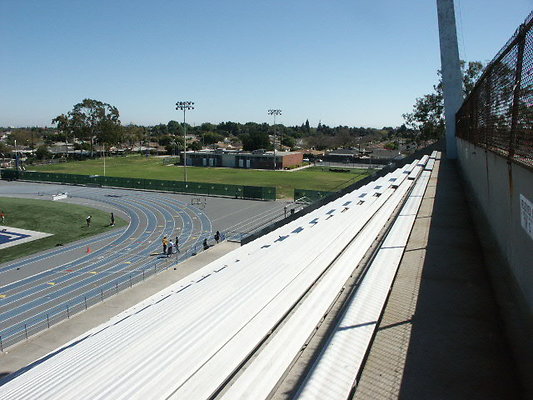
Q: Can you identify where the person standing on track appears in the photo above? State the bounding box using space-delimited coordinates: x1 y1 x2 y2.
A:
214 231 220 244
175 234 180 253
162 236 169 254
167 240 174 257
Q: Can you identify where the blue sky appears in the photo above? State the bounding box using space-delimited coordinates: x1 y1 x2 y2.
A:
1 0 531 128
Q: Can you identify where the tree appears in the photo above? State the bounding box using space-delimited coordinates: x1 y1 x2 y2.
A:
151 124 169 136
203 132 224 146
35 145 52 160
52 99 121 156
167 120 182 135
332 127 355 148
461 61 484 96
7 129 33 147
51 114 72 146
200 122 215 132
216 121 241 137
122 124 145 148
281 135 296 149
305 134 332 151
189 141 202 151
158 135 173 147
304 119 310 134
0 142 11 159
99 119 123 146
241 132 271 151
403 61 485 142
402 92 444 143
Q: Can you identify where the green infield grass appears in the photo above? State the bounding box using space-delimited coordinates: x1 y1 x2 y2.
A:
0 197 127 264
29 155 375 199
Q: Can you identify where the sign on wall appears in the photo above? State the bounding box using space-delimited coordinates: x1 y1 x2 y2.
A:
520 194 533 240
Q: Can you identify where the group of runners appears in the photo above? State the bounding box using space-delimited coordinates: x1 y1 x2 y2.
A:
163 230 221 258
85 212 115 227
162 235 179 257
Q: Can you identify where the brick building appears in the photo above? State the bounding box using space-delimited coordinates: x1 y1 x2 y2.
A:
184 149 303 170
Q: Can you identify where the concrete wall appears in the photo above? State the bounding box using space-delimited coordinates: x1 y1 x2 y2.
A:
457 138 533 308
457 138 532 392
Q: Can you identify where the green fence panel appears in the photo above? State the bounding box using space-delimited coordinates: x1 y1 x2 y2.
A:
261 186 277 201
145 179 167 191
1 169 20 180
242 185 277 200
168 181 185 193
4 169 276 200
189 183 202 195
209 183 229 197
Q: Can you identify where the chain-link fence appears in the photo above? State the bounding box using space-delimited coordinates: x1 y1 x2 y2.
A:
457 12 533 168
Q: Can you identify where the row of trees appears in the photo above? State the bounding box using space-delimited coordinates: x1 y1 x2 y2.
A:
2 60 487 160
44 100 397 154
1 121 392 158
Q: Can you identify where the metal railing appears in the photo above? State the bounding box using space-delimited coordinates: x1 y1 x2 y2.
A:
0 235 225 351
293 189 333 203
456 11 533 168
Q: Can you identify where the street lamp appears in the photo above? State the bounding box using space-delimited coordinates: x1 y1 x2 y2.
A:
268 109 282 170
175 101 195 182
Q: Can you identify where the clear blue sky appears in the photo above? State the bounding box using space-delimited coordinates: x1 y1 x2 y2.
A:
1 0 531 128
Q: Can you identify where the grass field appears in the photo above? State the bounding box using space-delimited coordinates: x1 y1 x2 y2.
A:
0 197 127 264
29 155 374 199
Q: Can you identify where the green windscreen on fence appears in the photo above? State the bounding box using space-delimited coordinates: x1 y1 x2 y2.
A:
0 170 276 201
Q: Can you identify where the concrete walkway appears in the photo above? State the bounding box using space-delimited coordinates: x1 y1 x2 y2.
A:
0 241 240 378
354 158 523 399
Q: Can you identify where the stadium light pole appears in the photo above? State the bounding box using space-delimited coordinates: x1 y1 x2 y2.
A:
268 109 282 170
175 101 195 182
436 0 462 159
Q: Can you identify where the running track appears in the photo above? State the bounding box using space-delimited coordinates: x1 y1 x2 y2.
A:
0 181 287 346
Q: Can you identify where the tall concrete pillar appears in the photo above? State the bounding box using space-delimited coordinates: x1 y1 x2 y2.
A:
436 0 463 159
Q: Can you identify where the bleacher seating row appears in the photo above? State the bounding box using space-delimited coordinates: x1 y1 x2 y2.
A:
296 162 434 399
0 152 439 400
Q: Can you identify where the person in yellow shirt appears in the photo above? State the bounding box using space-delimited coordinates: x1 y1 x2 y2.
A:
162 236 169 254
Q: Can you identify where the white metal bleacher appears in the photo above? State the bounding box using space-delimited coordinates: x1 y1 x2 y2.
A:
0 154 436 400
296 162 435 400
219 164 421 399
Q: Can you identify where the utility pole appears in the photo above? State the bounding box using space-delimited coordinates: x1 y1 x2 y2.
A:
268 109 282 170
436 0 463 159
175 101 195 182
